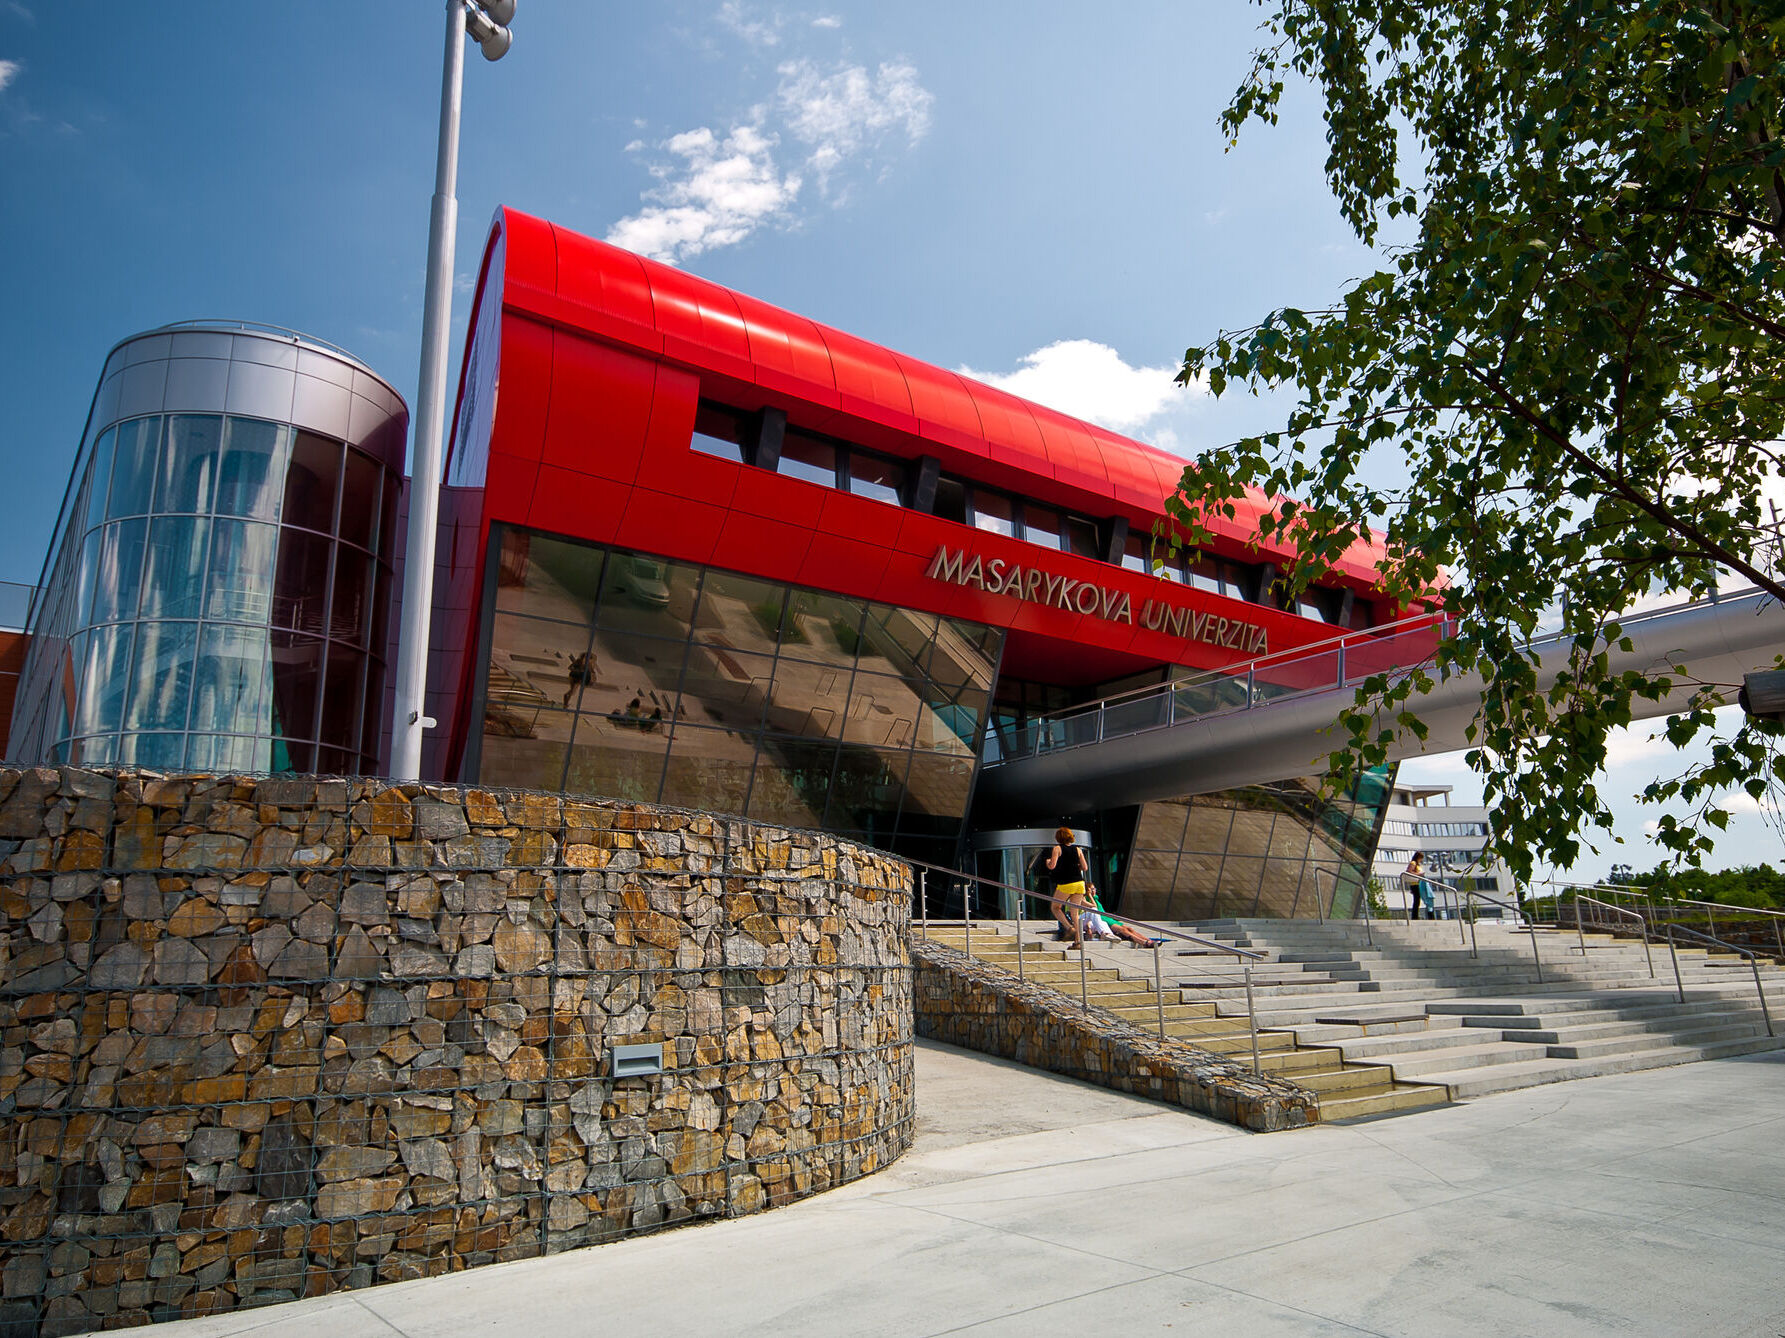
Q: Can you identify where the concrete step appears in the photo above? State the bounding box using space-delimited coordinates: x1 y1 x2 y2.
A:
1318 1083 1450 1120
1382 1041 1553 1078
1424 1036 1785 1098
1292 1063 1400 1095
1547 1020 1773 1059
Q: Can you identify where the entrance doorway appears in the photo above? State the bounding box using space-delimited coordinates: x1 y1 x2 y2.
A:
970 827 1093 921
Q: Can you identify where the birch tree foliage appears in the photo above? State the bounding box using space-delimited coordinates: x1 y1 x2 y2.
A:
1168 2 1785 876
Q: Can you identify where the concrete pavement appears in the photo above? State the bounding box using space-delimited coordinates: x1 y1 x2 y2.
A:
157 1041 1785 1337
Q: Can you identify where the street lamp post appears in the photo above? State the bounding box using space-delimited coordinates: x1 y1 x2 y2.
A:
390 0 514 781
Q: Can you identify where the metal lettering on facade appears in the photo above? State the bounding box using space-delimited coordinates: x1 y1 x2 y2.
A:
924 545 1268 655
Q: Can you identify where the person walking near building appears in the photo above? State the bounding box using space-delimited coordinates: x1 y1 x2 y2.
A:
1046 827 1091 945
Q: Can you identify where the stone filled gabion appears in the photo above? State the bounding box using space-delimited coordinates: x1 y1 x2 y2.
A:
912 939 1318 1133
0 767 914 1336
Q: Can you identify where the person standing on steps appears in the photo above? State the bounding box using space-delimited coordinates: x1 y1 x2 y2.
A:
1046 827 1091 947
1404 852 1431 920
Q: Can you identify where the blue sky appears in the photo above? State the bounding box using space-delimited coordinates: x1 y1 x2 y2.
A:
0 1 1775 879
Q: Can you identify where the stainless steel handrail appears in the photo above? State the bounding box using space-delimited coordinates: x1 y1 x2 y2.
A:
901 855 1268 1075
991 608 1456 763
1657 896 1785 960
1663 922 1776 1036
1535 882 1785 965
1568 894 1656 979
1420 874 1545 982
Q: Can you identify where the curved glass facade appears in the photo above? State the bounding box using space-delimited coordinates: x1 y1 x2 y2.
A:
11 325 406 774
471 527 1003 868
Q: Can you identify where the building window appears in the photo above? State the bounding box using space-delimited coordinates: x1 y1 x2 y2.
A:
1063 516 1101 559
846 452 905 506
692 402 747 463
1020 505 1063 551
970 490 1015 538
932 475 967 524
779 433 838 488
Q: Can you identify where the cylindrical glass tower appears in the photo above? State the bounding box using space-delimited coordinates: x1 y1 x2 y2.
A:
10 323 408 774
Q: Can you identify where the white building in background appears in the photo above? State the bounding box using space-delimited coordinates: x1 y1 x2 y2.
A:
1371 782 1519 919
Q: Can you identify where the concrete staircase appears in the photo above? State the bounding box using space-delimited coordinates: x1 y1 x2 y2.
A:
1176 918 1785 1098
920 925 1448 1121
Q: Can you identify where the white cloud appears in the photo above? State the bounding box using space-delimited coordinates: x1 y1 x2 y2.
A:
717 1 782 46
605 124 803 264
606 55 932 263
811 15 842 28
958 340 1198 437
0 59 21 94
776 58 932 194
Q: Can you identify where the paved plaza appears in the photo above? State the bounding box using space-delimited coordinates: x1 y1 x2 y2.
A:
160 1041 1785 1338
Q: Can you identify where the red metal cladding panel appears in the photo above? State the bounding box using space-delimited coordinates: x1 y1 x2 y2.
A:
1031 410 1112 498
526 464 631 549
711 510 818 582
872 545 983 622
498 208 558 303
548 225 662 352
892 508 957 561
632 363 726 505
542 334 657 486
482 451 540 524
796 529 894 596
813 326 919 444
614 485 727 565
644 265 756 385
1095 431 1173 513
731 290 840 411
814 489 905 550
892 355 986 457
964 384 1055 486
729 463 827 530
488 313 553 464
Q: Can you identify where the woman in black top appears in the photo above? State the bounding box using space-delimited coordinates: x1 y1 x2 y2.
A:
1046 826 1090 944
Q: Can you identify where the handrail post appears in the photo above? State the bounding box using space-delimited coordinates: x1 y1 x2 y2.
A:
919 870 927 935
1456 884 1467 946
1154 942 1166 1041
1243 963 1261 1076
1360 870 1374 947
1750 954 1775 1037
1315 867 1325 924
1640 914 1654 978
962 875 971 958
1015 911 1025 983
1079 934 1090 1013
1526 915 1544 983
1667 925 1686 1004
1467 893 1478 958
1289 873 1303 920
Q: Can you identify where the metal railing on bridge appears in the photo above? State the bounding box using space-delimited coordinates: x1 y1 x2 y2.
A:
988 609 1452 764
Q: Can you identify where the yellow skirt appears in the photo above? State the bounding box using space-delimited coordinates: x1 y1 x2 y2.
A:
1056 879 1088 905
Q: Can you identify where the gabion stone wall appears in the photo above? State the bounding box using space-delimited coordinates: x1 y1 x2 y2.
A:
0 768 914 1336
912 939 1318 1133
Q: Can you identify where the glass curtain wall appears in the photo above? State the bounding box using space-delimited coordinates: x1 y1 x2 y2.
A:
472 527 1003 867
1121 767 1394 921
18 413 396 773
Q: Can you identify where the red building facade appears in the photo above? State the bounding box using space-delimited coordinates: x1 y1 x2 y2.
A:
434 208 1402 912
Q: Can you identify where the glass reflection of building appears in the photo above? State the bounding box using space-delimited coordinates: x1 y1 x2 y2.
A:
472 529 1001 871
11 323 406 774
